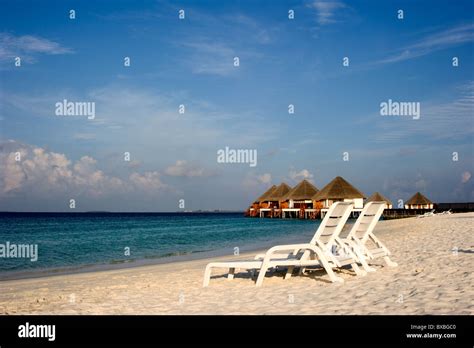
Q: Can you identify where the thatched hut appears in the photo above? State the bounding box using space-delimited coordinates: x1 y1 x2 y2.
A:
260 182 292 217
366 192 393 209
280 179 319 218
405 192 433 209
265 182 292 206
247 185 276 217
255 185 276 206
312 176 365 209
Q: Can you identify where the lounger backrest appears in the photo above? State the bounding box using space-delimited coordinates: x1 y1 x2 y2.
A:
310 202 353 247
347 201 385 243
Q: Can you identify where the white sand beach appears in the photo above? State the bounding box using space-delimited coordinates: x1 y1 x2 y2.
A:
0 213 473 315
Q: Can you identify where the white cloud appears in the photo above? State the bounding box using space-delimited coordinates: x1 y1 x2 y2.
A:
289 169 313 181
164 160 212 177
228 14 275 44
0 141 167 198
0 32 72 63
180 40 238 76
2 148 28 192
129 171 166 191
242 172 273 189
257 173 272 184
376 24 474 64
178 18 265 77
1 83 280 206
308 0 347 25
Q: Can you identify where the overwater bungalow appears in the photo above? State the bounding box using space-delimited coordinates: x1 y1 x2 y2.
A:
312 176 366 217
405 192 433 209
367 192 393 209
280 179 319 219
247 185 276 217
259 182 292 218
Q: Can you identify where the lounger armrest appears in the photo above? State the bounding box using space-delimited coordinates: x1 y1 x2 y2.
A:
266 243 314 253
261 244 319 263
254 250 296 260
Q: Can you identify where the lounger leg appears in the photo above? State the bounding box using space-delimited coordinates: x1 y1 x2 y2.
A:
383 256 398 267
227 268 235 280
317 257 344 283
352 248 376 273
350 262 367 276
203 265 212 287
324 266 344 283
297 250 310 275
284 266 294 280
255 266 268 287
359 258 377 273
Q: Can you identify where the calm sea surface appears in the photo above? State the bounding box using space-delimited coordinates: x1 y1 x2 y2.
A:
0 213 321 279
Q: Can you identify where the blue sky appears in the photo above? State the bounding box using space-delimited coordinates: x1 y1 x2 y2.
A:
0 0 473 211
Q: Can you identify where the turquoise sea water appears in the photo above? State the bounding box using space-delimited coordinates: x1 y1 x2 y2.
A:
0 213 320 279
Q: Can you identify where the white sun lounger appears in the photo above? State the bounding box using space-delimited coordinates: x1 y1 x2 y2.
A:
203 202 360 287
439 209 452 215
342 201 397 268
418 209 436 218
296 201 389 277
254 202 392 277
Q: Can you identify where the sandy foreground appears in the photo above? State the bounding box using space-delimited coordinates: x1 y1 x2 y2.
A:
0 213 473 315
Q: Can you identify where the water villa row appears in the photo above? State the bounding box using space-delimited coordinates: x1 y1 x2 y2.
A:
245 176 435 219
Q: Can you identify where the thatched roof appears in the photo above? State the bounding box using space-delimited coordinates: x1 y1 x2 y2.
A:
406 192 432 205
265 182 292 201
282 179 319 201
367 192 392 205
312 176 365 201
254 185 277 203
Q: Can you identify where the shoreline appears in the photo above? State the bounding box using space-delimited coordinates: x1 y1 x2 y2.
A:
0 245 258 282
0 212 320 281
0 213 472 315
0 223 323 282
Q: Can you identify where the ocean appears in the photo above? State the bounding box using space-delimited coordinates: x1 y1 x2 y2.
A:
0 212 320 279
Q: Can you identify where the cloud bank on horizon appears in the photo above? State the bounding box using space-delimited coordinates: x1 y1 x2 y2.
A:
0 0 473 211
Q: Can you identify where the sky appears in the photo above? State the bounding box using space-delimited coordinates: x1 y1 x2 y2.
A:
0 0 473 212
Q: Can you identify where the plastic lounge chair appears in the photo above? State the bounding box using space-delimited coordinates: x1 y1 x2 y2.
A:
203 202 356 287
343 201 397 268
